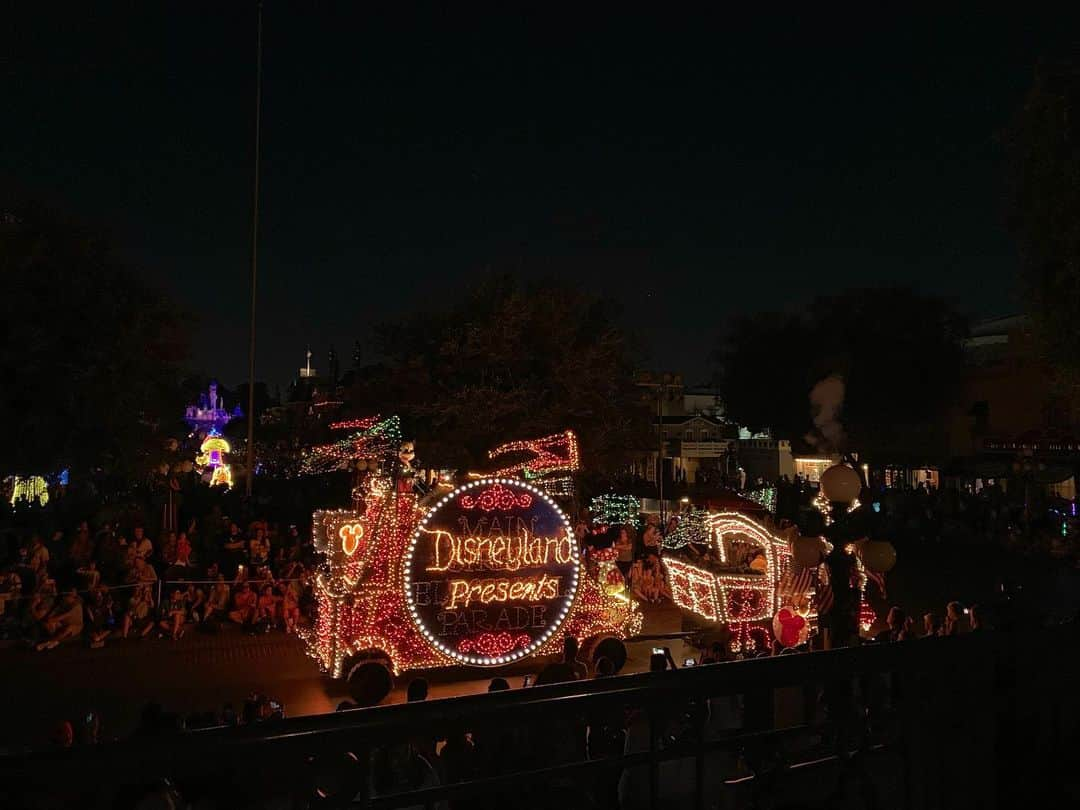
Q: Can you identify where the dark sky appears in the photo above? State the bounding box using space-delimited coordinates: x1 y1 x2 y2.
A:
7 6 1074 390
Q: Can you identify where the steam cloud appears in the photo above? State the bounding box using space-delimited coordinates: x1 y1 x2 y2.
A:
806 374 846 453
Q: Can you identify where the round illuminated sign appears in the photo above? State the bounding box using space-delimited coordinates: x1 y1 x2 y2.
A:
403 478 579 666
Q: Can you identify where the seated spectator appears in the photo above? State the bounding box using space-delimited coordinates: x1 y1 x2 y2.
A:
228 582 257 627
27 535 50 578
77 560 101 590
120 538 138 574
160 531 178 567
255 584 278 631
281 584 300 633
45 529 68 570
35 588 85 651
159 589 188 640
249 528 270 567
0 570 23 619
204 575 230 623
121 585 155 639
23 579 58 638
70 521 94 568
86 585 115 646
126 556 158 587
594 656 616 677
184 582 206 623
132 527 153 562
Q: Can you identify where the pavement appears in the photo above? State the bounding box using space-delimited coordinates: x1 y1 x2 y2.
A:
0 603 694 751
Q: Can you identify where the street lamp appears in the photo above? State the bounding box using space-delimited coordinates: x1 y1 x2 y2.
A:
819 462 863 649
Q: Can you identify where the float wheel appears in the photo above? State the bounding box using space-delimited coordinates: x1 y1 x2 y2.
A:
588 636 628 673
344 656 394 706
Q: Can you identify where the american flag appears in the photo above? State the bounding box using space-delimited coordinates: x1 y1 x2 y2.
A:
781 565 816 599
816 566 834 616
816 561 876 616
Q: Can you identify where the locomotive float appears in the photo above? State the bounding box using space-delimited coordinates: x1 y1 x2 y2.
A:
302 420 641 686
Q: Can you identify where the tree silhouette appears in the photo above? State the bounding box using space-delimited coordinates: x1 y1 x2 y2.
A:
1005 60 1080 375
716 288 966 462
346 275 649 473
0 204 189 477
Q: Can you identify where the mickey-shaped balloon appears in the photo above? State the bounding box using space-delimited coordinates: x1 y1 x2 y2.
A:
772 606 809 648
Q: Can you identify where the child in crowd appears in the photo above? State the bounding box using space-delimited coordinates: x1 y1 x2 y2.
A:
282 585 300 633
205 575 230 624
86 585 115 647
159 588 188 641
184 582 206 623
122 585 155 639
229 582 257 627
255 584 278 631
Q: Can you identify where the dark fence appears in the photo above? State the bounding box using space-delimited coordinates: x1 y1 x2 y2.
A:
2 625 1077 809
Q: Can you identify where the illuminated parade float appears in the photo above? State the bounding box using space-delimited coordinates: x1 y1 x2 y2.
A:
664 512 815 653
304 420 641 683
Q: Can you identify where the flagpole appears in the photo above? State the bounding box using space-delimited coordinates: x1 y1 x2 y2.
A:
245 0 263 497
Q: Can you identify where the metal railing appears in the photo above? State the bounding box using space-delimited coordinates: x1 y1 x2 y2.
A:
1 624 1077 808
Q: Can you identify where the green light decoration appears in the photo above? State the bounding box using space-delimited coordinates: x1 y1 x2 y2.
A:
299 415 404 475
746 486 777 513
663 508 710 550
589 494 641 527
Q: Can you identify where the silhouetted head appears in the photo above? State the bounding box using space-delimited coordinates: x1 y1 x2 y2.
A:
406 678 429 702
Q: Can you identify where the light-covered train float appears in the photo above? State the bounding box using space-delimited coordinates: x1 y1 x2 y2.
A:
301 420 641 698
662 512 816 652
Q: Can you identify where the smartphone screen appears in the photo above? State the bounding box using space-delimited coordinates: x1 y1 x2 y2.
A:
683 658 696 667
651 647 664 655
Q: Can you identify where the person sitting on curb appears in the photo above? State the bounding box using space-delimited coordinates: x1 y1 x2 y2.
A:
36 588 84 651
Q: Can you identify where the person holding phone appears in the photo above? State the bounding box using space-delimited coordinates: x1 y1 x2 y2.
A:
650 647 678 672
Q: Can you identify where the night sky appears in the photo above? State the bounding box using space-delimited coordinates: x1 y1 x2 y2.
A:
7 7 1074 389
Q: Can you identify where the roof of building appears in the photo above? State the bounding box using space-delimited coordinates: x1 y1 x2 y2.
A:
654 414 727 426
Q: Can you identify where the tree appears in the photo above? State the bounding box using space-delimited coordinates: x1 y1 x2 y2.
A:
346 276 650 473
714 311 817 440
716 288 967 462
1004 60 1080 374
0 204 189 478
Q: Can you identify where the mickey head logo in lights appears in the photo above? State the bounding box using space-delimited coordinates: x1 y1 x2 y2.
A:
339 523 366 557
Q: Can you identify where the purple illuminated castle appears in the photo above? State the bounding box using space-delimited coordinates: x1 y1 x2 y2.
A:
184 381 241 436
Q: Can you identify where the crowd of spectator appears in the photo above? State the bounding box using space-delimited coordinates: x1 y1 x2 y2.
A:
576 517 671 604
772 473 1080 557
0 513 317 651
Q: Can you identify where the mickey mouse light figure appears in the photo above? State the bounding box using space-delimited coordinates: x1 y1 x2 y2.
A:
395 441 417 494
